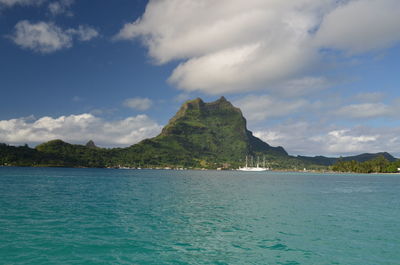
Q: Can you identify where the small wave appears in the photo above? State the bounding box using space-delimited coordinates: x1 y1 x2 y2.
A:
333 186 374 193
281 261 300 265
259 243 289 251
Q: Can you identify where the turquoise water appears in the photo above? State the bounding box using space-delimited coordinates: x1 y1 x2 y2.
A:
0 167 399 264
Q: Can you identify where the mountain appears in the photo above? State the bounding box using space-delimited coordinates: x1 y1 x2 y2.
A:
115 97 289 168
343 152 396 162
298 152 396 166
0 97 398 171
9 97 289 169
35 139 108 167
85 140 98 149
161 97 287 156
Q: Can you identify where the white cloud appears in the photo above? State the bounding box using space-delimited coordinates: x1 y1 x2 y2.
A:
174 92 192 103
354 92 385 102
116 1 324 63
116 0 400 95
67 25 99 41
254 121 326 155
233 94 307 122
314 129 378 154
0 0 44 7
10 20 72 53
335 103 391 119
115 0 328 94
234 90 397 123
276 77 331 97
168 43 318 94
9 20 99 53
123 97 153 111
0 113 163 147
254 122 400 157
48 0 73 16
315 0 400 54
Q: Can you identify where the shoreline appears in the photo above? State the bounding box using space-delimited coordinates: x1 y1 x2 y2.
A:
1 165 399 174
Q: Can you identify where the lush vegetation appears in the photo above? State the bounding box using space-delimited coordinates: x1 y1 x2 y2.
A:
0 141 110 167
0 140 324 170
298 152 396 166
115 97 290 168
332 155 400 173
0 143 71 167
0 97 397 171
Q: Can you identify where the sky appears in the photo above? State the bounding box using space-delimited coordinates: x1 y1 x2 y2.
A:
1 0 400 157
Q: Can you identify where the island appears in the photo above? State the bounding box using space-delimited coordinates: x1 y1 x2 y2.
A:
1 97 399 173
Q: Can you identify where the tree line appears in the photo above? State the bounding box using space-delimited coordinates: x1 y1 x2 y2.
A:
332 155 400 173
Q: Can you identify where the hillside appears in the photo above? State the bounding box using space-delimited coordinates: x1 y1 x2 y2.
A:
115 97 290 168
0 97 299 169
298 152 396 166
0 97 398 170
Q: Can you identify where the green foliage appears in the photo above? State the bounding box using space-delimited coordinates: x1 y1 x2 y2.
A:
0 97 296 169
298 152 396 166
0 142 69 167
35 139 110 167
1 97 395 171
128 96 291 168
332 155 399 173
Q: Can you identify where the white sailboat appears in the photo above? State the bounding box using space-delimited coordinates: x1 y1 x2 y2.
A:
238 156 269 171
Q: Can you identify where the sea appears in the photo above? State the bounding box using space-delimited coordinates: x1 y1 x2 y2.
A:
0 167 399 265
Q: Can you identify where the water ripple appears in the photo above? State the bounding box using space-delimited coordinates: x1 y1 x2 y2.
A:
0 167 399 264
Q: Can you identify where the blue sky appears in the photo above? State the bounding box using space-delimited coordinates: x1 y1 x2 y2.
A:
1 0 400 157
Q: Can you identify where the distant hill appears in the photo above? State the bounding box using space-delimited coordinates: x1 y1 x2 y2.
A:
35 139 108 167
298 152 396 166
85 140 98 149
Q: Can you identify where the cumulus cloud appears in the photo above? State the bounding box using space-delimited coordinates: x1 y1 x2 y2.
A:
313 129 378 154
335 103 392 119
0 0 44 7
10 20 72 53
254 122 400 157
67 25 99 41
116 0 400 95
354 92 385 103
233 94 307 122
334 95 400 119
116 0 322 94
315 0 400 54
9 20 99 53
275 77 331 97
254 121 325 155
174 92 192 103
0 0 75 15
48 0 73 16
123 97 153 111
233 90 398 123
0 113 163 147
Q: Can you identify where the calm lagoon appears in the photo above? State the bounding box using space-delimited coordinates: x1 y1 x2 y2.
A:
0 167 399 264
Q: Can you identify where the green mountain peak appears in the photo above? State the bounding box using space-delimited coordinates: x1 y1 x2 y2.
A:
161 97 243 136
1 97 398 171
124 97 288 167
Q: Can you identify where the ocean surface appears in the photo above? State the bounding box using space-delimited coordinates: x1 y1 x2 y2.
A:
0 167 399 265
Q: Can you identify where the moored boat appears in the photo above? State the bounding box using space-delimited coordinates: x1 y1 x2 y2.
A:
238 156 269 171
